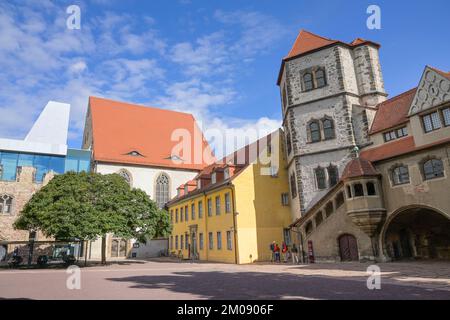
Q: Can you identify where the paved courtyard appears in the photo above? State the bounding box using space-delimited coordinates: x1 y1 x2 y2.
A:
0 259 449 300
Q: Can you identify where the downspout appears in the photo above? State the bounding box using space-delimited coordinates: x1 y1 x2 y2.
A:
230 184 239 265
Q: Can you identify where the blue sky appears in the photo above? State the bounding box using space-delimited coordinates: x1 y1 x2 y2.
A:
1 0 449 150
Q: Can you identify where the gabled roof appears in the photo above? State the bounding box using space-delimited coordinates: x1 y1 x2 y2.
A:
341 158 379 180
88 96 214 171
278 30 380 85
429 66 450 80
286 30 338 59
370 88 417 134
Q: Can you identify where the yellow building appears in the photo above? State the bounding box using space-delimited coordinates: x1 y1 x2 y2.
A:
167 129 292 264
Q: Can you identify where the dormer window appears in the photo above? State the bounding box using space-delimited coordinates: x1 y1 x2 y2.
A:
197 179 202 189
211 172 217 184
224 168 230 180
184 185 188 194
125 150 144 157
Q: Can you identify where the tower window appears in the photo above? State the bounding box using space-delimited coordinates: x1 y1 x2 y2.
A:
286 131 292 155
315 69 327 88
282 84 288 110
327 165 339 187
303 73 314 91
315 167 327 190
322 118 335 140
309 121 321 143
366 182 376 196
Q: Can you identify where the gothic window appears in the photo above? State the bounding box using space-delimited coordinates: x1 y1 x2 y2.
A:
423 159 444 180
327 165 339 187
309 121 321 143
117 169 132 186
392 165 410 185
286 131 292 155
315 167 327 190
315 69 326 88
303 73 314 91
422 112 442 133
354 183 364 197
0 195 13 215
155 173 170 208
322 118 335 140
290 173 297 199
366 182 376 196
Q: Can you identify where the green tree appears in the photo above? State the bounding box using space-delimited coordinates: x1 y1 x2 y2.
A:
14 172 171 264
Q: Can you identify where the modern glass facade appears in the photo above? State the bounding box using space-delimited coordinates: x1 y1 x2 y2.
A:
0 149 91 182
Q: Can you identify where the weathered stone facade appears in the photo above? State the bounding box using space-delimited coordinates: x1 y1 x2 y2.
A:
280 35 387 219
0 167 54 242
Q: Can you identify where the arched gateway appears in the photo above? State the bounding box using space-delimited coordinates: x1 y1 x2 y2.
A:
382 206 450 260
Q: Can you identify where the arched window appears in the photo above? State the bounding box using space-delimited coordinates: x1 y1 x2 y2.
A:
392 166 410 185
155 173 170 208
327 165 339 187
303 73 314 91
366 182 376 196
309 121 321 143
0 195 13 215
315 167 327 190
423 159 444 180
346 185 352 198
354 183 364 197
117 169 132 186
315 69 326 88
322 118 335 140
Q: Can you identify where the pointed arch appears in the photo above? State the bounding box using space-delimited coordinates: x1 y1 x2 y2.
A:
0 194 13 215
117 169 133 187
155 172 171 208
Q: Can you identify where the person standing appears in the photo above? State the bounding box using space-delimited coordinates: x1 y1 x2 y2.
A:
281 241 288 263
274 242 281 263
269 241 276 263
291 243 299 264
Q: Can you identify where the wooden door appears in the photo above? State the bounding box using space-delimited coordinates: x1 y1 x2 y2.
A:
339 234 359 261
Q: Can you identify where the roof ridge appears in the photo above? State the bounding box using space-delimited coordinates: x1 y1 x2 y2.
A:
89 96 195 118
377 87 417 106
300 29 336 42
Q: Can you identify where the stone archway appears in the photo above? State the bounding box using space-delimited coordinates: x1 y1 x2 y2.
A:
383 206 450 261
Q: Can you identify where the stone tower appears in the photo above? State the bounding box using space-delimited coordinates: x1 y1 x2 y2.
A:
277 30 387 220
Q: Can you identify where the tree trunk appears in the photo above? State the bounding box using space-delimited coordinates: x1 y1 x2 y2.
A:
101 236 107 265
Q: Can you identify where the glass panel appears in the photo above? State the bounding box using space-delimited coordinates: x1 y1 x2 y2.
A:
310 122 321 142
315 70 326 88
423 115 433 132
431 112 442 129
303 73 313 90
49 156 65 174
18 154 34 167
443 108 450 126
323 120 334 139
0 152 18 181
354 184 364 197
328 166 339 187
34 155 50 182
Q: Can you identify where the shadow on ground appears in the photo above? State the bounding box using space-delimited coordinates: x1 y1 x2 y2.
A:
106 270 450 300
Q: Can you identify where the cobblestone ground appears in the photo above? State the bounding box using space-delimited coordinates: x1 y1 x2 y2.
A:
0 259 449 300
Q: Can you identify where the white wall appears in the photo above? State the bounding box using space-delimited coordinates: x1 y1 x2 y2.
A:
95 162 199 201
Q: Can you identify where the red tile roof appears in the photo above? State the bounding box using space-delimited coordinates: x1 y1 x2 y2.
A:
361 136 450 163
89 96 215 171
341 158 379 180
369 88 417 134
278 30 380 85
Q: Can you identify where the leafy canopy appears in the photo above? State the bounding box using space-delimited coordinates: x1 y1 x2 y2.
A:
14 172 171 242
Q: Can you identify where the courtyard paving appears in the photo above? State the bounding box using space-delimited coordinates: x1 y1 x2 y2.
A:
0 259 449 300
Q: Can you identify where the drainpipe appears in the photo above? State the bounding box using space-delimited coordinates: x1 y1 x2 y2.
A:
230 185 239 264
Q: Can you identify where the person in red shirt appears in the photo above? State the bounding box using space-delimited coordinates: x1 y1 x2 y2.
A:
274 243 281 263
